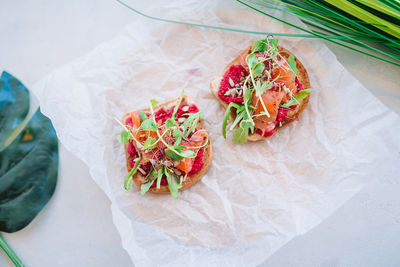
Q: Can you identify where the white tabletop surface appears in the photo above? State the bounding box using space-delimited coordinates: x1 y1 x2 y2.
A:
1 0 399 266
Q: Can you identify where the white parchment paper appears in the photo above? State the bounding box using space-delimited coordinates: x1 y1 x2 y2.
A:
31 1 400 266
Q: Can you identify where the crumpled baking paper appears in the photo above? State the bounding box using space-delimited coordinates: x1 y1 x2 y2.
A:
31 1 400 266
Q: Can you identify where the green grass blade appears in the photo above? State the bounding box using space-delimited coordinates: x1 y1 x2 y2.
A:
270 0 358 31
116 0 400 66
324 0 400 38
116 0 379 41
254 0 400 48
237 0 400 66
377 0 400 14
360 0 400 19
293 0 400 46
115 0 313 38
0 234 24 267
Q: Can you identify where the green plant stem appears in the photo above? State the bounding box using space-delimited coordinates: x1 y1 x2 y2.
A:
116 0 320 38
116 0 400 66
0 234 24 267
248 59 271 118
237 0 400 67
241 75 255 123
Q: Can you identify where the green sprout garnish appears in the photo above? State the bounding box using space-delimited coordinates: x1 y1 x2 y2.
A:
116 90 208 197
222 37 311 144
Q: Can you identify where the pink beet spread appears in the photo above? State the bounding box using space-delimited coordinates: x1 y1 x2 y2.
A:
153 107 172 124
151 176 169 187
149 104 200 124
125 117 133 127
127 140 138 157
218 65 247 103
176 104 199 118
189 147 204 176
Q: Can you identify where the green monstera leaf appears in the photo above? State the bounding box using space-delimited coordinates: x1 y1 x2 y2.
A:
0 72 30 150
0 71 59 266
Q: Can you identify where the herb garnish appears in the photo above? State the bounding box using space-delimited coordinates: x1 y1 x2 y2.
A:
280 88 312 108
287 55 298 77
117 91 208 197
117 130 130 144
222 38 311 144
124 157 142 190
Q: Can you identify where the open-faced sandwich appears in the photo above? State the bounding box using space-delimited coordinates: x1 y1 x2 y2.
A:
116 92 212 197
210 37 311 144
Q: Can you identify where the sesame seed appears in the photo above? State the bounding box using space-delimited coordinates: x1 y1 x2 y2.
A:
138 167 146 175
229 77 235 87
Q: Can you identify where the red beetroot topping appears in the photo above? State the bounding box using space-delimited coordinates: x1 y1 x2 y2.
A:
127 140 138 157
189 147 204 176
295 77 303 93
151 104 200 124
150 176 169 187
125 117 133 127
218 65 247 103
129 159 135 168
256 128 275 137
276 108 289 125
154 107 173 124
176 104 199 118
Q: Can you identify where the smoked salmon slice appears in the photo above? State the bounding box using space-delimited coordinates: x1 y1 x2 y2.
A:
252 90 285 134
176 130 207 174
272 58 297 103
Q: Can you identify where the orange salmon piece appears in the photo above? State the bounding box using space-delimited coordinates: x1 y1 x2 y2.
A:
175 130 208 173
131 111 141 129
272 58 296 103
252 90 285 133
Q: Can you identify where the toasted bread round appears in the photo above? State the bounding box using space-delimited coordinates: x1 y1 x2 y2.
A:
210 45 311 141
122 95 212 194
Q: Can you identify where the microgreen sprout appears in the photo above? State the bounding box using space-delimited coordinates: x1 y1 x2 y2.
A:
116 91 209 197
221 37 311 144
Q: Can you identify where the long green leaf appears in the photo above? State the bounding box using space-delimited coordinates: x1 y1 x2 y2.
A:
324 0 400 38
0 72 59 267
258 0 400 53
116 0 312 38
116 0 400 66
0 73 58 234
237 0 400 66
356 0 400 19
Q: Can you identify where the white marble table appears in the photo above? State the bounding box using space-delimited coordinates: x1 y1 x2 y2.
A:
0 0 399 266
